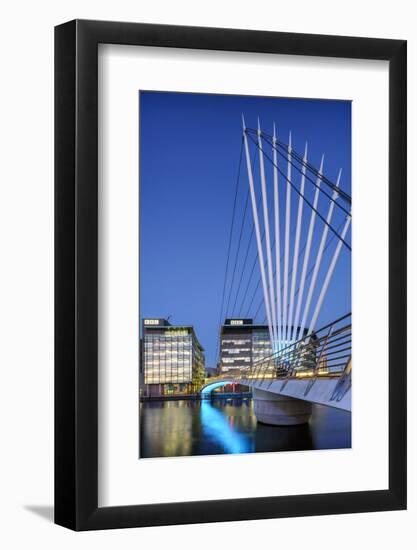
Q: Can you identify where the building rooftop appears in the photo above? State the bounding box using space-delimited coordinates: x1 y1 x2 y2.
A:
142 319 205 351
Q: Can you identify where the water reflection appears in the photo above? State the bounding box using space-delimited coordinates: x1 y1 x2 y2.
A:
139 398 351 459
200 399 254 454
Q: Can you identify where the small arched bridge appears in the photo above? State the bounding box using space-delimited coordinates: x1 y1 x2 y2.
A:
200 378 249 398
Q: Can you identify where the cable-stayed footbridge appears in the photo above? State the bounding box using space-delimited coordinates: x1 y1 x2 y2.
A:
213 117 352 425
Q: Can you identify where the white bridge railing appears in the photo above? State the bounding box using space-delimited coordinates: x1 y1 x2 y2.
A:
236 313 351 383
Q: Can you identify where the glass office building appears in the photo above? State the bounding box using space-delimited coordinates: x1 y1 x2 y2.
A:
252 327 272 365
219 318 316 377
140 318 205 397
219 319 272 375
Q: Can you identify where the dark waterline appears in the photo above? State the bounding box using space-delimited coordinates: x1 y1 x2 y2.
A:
139 398 351 458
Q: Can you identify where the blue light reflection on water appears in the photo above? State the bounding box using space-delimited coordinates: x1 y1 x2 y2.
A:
139 398 351 459
200 400 253 454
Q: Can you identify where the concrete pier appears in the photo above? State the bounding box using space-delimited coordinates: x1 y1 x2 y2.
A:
253 388 312 426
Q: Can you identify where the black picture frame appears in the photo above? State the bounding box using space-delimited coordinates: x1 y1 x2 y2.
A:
55 19 407 531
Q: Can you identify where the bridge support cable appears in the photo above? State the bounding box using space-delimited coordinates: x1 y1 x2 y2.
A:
291 155 324 342
252 225 300 322
308 214 352 335
237 207 268 318
251 205 338 327
240 245 263 316
287 145 350 205
257 218 345 326
229 146 259 318
287 142 308 345
243 223 298 321
245 127 351 206
242 115 274 350
246 133 351 251
215 137 244 363
261 133 351 218
232 226 254 315
239 215 301 322
225 190 250 318
238 151 293 322
258 119 278 349
297 170 342 341
273 123 283 350
283 131 292 345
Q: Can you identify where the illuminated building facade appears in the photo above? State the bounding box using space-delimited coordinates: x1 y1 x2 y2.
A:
219 319 272 374
219 318 311 375
140 318 205 397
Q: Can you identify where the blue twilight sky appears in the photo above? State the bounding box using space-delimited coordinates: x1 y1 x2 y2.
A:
140 91 351 367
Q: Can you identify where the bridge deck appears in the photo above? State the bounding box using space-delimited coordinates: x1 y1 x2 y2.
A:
239 376 351 412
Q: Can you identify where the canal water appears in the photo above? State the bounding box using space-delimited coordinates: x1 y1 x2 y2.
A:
139 398 351 458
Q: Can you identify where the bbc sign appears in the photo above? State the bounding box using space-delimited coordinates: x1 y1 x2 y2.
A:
226 319 252 326
143 319 161 326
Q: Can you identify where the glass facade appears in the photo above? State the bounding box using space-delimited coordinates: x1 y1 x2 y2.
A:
252 328 271 365
219 319 272 374
219 319 313 375
141 319 205 396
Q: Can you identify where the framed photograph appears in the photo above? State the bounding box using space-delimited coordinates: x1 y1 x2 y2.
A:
55 19 406 530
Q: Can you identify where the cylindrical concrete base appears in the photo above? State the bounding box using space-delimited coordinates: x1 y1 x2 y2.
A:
253 388 312 426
